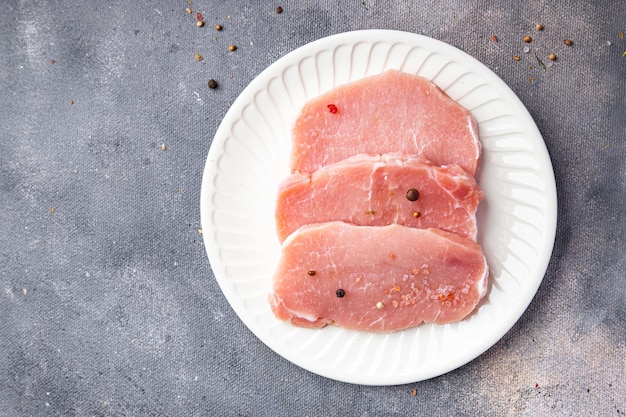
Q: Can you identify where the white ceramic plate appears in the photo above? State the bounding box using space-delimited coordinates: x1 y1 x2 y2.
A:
200 30 557 385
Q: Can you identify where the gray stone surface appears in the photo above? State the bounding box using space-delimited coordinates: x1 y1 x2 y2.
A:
1 1 624 416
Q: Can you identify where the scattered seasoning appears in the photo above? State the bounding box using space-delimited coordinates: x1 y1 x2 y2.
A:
307 270 316 276
195 52 203 61
327 103 338 114
365 210 377 215
196 12 203 21
406 188 419 201
185 7 191 14
161 144 166 151
69 99 75 104
50 207 55 213
198 229 203 234
376 301 384 310
208 79 218 89
229 44 237 51
535 23 544 31
276 6 283 14
622 51 626 57
564 39 573 46
412 211 420 218
513 55 521 61
215 24 222 31
491 35 498 42
336 288 345 298
523 35 532 43
438 293 455 302
197 20 204 27
620 31 625 40
548 53 556 61
535 383 539 389
411 389 417 396
534 52 546 70
50 59 56 64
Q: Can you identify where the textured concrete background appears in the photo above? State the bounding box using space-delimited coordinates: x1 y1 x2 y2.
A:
1 1 624 416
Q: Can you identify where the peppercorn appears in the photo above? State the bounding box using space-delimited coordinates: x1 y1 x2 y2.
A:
336 289 345 298
535 24 543 31
523 35 532 43
513 55 521 61
229 44 236 51
276 6 283 14
549 53 556 61
413 211 420 218
197 21 204 27
215 24 222 31
564 39 573 46
208 79 218 89
376 301 384 309
406 188 419 201
307 270 316 276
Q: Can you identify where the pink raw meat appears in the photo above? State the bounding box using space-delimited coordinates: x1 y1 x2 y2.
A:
275 153 483 243
269 222 489 332
290 70 481 175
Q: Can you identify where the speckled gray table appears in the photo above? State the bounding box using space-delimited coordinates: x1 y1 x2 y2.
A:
1 1 624 416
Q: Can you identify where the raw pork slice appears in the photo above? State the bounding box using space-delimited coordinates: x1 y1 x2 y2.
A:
275 153 483 243
290 70 481 175
269 222 489 332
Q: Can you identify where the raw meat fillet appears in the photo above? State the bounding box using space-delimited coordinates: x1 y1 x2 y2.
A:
290 70 481 175
275 153 483 243
269 222 489 332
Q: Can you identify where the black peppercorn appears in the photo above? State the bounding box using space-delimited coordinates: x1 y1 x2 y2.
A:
335 289 345 298
307 270 316 276
406 188 419 201
208 79 218 89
